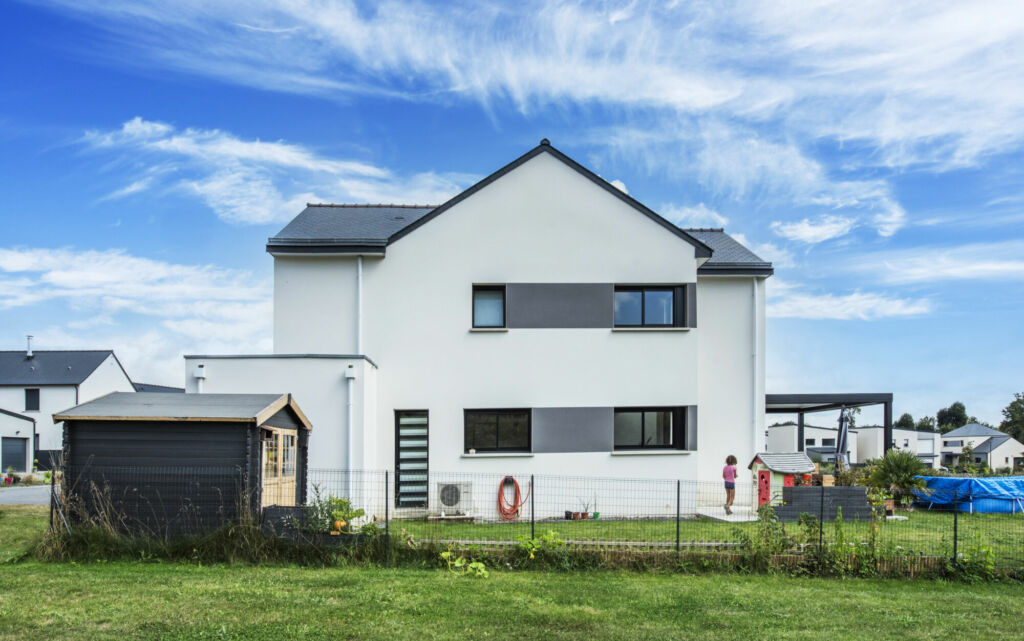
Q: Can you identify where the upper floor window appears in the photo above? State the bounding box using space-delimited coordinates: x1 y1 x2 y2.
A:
613 286 680 327
805 438 816 446
464 409 530 452
24 388 39 412
822 438 835 446
614 408 682 449
472 286 505 328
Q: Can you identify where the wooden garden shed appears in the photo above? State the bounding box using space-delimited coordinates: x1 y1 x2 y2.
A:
749 452 815 507
54 392 312 534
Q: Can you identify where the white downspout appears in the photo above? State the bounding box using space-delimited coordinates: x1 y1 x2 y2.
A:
751 278 760 456
356 255 363 354
344 364 356 496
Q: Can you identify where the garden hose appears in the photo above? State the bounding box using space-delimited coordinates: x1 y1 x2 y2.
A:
497 475 531 521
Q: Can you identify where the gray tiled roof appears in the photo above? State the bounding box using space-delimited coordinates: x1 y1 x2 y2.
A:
684 229 773 273
0 351 113 386
749 452 816 474
943 423 1005 438
132 382 185 393
269 204 435 249
54 392 286 422
973 436 1011 453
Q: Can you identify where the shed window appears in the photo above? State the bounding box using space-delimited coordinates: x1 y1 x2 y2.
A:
24 388 39 412
264 437 279 479
464 409 530 452
282 434 296 477
472 286 506 328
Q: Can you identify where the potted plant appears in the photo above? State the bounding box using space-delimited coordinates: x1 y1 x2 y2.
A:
866 449 928 511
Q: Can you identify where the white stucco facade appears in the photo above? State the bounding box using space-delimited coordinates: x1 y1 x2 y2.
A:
185 147 770 496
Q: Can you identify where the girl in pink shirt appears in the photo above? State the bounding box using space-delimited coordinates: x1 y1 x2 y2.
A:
723 455 738 515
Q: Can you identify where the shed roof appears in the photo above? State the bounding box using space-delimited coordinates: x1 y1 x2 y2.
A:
943 423 1005 438
131 382 185 393
0 350 119 386
749 452 816 474
53 392 311 430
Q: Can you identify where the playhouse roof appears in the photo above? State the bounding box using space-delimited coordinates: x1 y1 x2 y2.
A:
748 452 815 474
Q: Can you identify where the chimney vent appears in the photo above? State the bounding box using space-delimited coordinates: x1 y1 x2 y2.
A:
26 335 33 358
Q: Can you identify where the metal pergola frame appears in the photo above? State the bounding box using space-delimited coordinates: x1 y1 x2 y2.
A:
765 393 893 455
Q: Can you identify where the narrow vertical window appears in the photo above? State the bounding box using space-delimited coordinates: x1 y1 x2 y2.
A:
472 285 506 328
24 388 40 412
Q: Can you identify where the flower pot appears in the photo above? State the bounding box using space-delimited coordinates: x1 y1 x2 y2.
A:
572 512 582 520
592 512 600 519
564 510 573 520
581 513 590 520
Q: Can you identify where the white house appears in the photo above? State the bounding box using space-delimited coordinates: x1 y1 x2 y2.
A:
1 408 35 473
856 425 938 468
0 348 137 468
940 423 1024 469
184 140 773 509
766 423 858 464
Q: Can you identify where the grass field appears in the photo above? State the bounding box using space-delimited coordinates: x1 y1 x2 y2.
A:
3 504 1024 640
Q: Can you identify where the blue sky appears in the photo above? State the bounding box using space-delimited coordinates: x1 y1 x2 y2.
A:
1 1 1022 425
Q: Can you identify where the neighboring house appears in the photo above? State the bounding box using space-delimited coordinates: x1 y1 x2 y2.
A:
857 425 938 468
939 423 1016 467
0 408 35 473
765 423 858 463
185 140 773 508
0 349 136 467
132 382 185 393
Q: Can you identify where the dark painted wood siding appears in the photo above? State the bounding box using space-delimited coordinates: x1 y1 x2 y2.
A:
67 420 249 467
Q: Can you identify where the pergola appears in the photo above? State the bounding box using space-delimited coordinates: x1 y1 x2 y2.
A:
765 393 893 455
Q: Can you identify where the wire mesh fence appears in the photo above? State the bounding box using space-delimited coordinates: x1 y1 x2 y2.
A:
50 465 1024 570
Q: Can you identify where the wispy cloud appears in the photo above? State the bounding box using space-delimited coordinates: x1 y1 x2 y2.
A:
661 202 728 228
771 215 858 244
860 241 1024 284
767 281 932 320
0 246 273 384
79 117 471 224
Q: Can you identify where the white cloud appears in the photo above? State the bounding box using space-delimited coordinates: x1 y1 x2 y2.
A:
862 241 1024 284
80 117 470 224
609 179 628 194
661 203 727 228
767 281 932 320
771 215 858 244
0 246 273 386
730 233 795 269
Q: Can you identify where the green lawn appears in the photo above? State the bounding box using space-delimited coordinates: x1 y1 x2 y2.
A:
3 504 1024 640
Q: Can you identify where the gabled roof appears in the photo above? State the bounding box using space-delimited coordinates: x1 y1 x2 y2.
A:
749 452 816 474
54 392 311 430
131 382 185 393
0 350 120 386
266 140 720 260
684 229 773 276
973 436 1012 453
943 423 1005 438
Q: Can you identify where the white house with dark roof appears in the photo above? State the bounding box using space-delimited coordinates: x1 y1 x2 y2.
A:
0 347 136 468
184 140 772 508
0 408 35 473
940 423 1024 469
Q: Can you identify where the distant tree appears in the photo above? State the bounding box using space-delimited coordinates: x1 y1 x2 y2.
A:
894 413 915 430
844 407 862 429
937 402 968 433
769 420 796 427
999 392 1024 443
915 416 936 432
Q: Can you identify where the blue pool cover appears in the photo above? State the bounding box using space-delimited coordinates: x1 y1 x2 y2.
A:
913 476 1024 513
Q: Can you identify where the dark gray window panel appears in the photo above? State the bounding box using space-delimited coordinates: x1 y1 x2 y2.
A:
531 407 614 453
685 283 697 328
506 284 613 328
685 405 698 450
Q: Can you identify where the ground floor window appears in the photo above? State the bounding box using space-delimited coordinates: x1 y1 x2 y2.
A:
464 409 530 452
613 408 683 450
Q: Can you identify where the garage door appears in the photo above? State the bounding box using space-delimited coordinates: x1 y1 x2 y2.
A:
1 437 28 473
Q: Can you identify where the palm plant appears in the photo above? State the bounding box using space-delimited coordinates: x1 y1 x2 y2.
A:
866 449 927 494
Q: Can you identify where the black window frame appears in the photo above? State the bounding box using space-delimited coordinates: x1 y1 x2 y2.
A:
463 408 531 453
24 388 40 412
804 438 816 446
472 285 507 328
613 286 685 327
613 407 685 450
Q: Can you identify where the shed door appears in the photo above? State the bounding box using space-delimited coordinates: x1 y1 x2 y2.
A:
262 427 298 507
757 470 770 506
2 437 28 473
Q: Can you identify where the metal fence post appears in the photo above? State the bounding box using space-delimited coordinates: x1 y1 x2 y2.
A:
818 482 825 551
384 470 390 562
675 480 681 554
530 474 535 540
952 489 958 562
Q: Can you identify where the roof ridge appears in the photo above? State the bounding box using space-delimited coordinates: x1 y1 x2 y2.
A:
305 203 438 209
682 227 726 232
0 349 113 353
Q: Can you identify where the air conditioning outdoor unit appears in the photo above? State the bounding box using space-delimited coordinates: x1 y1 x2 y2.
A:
436 482 473 516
